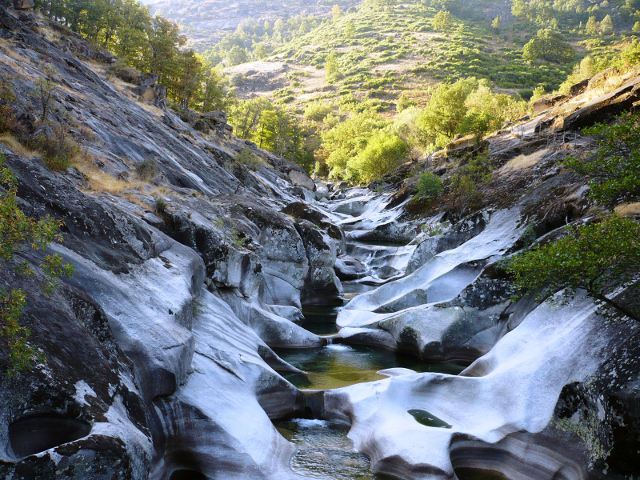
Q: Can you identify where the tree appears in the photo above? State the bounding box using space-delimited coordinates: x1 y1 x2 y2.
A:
346 131 409 183
565 112 640 204
325 51 341 83
522 29 575 64
331 4 343 21
0 155 73 375
174 51 203 109
585 15 599 35
633 20 640 32
507 215 640 319
226 46 248 66
433 10 452 31
600 14 614 35
415 172 444 201
491 15 502 30
198 67 231 112
320 111 387 178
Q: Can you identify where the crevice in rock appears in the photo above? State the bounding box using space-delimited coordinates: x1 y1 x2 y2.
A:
9 414 91 458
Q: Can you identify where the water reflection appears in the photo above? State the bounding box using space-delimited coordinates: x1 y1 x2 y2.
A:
277 344 465 390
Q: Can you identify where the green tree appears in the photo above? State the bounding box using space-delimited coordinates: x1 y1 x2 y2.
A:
346 132 409 183
522 29 575 64
433 10 452 31
585 15 599 35
491 15 502 30
508 215 640 319
320 111 387 178
415 172 444 201
633 20 640 32
0 155 73 375
566 112 640 204
600 14 614 35
331 4 343 21
226 46 248 66
325 51 342 83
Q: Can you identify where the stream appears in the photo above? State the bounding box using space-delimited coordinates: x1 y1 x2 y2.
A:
274 206 468 480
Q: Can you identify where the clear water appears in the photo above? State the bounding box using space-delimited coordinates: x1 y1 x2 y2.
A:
276 419 373 480
276 344 465 390
278 272 464 478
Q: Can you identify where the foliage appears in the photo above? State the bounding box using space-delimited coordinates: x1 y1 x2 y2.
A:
507 215 640 315
0 80 17 134
417 78 526 149
0 154 72 375
432 10 452 31
346 131 409 183
565 112 640 204
319 110 388 179
325 51 342 83
415 171 444 201
235 148 265 170
446 152 493 215
30 123 80 172
522 29 575 64
229 98 315 171
35 0 234 111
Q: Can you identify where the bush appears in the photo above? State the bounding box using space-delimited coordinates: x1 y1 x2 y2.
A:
30 124 79 171
565 112 640 205
415 172 444 201
522 29 575 65
236 148 265 170
0 80 17 134
346 131 409 183
507 215 640 318
0 154 72 375
135 159 158 181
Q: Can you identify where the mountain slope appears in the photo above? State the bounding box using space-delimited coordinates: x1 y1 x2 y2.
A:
139 0 359 50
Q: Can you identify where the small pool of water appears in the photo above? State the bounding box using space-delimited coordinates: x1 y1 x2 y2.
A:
276 344 466 390
300 305 341 335
276 419 372 480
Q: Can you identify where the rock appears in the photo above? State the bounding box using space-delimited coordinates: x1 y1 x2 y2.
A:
288 169 315 192
12 0 34 10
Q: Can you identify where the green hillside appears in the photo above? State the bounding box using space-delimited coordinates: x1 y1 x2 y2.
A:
215 0 637 114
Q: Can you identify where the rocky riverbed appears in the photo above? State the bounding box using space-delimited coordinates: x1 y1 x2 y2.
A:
0 6 639 480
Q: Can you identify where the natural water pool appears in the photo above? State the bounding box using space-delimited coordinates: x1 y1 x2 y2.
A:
276 343 465 390
275 284 465 478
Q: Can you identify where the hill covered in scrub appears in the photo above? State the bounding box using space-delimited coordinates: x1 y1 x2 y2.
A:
138 0 360 50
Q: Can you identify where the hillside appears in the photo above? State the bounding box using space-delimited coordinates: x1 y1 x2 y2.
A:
219 0 637 112
138 0 359 50
0 3 639 480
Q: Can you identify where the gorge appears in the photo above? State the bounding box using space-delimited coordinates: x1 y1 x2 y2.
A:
0 3 639 480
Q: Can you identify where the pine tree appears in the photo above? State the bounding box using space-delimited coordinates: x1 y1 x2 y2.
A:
600 14 614 35
585 16 598 35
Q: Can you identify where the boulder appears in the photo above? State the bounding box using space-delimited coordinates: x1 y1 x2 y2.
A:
12 0 34 10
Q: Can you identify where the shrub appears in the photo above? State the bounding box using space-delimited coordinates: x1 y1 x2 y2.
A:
0 80 17 134
522 29 575 65
565 112 640 205
346 131 409 183
236 148 265 170
507 215 640 318
136 159 158 181
0 154 72 375
415 172 444 201
30 123 79 171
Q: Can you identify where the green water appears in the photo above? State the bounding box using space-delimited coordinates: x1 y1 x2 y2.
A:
276 344 465 390
299 305 341 335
